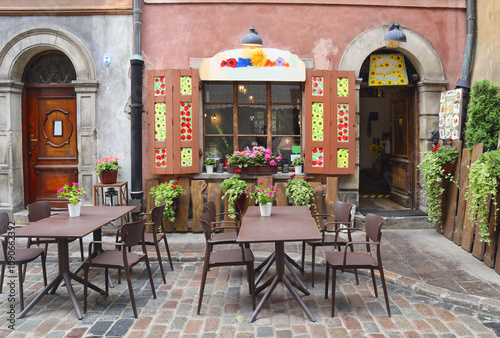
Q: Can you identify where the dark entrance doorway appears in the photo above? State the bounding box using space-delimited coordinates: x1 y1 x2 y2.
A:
22 52 78 208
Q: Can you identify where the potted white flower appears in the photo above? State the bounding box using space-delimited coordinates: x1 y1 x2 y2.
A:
291 157 304 174
204 158 217 174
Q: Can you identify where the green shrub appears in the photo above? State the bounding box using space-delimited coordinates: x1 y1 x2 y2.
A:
465 79 500 151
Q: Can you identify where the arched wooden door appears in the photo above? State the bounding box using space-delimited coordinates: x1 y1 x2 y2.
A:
22 52 78 208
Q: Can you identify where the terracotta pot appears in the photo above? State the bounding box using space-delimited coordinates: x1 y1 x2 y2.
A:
99 170 118 184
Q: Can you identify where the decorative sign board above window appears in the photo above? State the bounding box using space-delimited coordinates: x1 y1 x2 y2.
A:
200 48 305 81
368 54 408 86
439 89 463 140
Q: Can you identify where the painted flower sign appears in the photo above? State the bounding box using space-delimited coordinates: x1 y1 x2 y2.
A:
200 48 306 82
368 54 408 86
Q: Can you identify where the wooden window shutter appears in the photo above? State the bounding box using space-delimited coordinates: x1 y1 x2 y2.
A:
330 70 355 175
304 70 356 175
305 70 332 173
148 70 174 174
148 69 200 175
172 69 200 174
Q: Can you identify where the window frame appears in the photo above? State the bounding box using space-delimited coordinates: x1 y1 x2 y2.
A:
202 81 303 159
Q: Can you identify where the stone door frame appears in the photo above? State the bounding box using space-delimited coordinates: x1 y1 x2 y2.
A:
338 25 449 207
0 27 99 215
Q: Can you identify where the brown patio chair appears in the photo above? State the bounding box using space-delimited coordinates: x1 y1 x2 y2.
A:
83 218 156 318
300 201 355 287
197 212 255 315
203 201 241 245
26 201 84 261
324 213 391 317
127 203 174 284
0 211 47 311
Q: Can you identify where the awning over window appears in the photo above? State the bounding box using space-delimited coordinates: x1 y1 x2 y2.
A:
200 48 306 82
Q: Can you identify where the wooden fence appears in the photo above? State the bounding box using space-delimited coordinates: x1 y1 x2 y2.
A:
145 176 339 233
437 141 500 275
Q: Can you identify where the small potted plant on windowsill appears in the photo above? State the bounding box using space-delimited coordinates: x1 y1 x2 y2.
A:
203 158 217 174
291 157 304 174
417 145 459 223
221 172 248 217
149 180 183 222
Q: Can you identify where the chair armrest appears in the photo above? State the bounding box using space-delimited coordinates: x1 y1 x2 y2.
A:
211 220 238 226
342 240 380 265
334 227 364 243
211 226 239 233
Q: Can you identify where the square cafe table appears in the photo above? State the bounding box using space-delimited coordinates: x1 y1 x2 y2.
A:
236 206 321 322
7 205 136 319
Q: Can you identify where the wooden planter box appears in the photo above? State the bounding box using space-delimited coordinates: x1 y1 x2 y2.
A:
227 164 278 175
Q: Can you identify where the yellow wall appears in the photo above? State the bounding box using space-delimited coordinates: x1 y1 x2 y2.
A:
471 1 500 84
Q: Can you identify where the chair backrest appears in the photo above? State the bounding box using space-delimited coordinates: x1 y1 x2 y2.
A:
150 204 166 232
365 213 384 243
333 201 354 225
203 201 216 222
121 218 146 247
198 212 212 242
27 201 51 222
0 212 9 235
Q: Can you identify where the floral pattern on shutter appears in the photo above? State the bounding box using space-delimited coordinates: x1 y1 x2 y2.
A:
148 70 174 174
330 71 355 174
305 70 331 173
173 70 200 174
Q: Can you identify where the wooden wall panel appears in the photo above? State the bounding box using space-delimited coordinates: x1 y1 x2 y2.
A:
190 180 207 232
454 148 471 245
311 182 323 215
276 182 288 206
174 177 190 232
461 144 484 251
443 141 462 239
325 177 339 215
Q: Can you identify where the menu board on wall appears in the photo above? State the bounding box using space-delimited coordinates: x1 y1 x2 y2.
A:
439 89 463 140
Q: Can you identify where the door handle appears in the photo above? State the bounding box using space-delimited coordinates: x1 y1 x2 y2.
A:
30 134 38 151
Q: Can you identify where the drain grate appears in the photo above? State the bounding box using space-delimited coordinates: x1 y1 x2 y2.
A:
359 209 428 217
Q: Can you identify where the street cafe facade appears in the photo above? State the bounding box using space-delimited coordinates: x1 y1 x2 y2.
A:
141 0 466 230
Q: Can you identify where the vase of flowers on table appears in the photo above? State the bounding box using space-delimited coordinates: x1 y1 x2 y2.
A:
246 180 277 217
96 157 121 184
57 182 87 217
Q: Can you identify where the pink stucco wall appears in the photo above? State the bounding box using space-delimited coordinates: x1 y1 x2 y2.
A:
142 3 465 83
141 3 466 182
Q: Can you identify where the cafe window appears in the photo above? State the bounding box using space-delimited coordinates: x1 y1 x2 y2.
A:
203 81 302 164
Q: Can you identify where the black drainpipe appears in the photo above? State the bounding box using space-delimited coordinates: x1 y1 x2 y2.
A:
130 0 144 206
457 0 476 89
456 0 476 138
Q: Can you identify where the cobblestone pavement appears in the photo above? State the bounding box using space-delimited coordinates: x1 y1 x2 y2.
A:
1 232 500 337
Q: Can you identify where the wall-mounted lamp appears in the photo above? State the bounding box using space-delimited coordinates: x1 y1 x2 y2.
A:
385 22 406 48
248 95 254 102
239 85 245 93
249 115 255 121
212 114 216 120
241 26 263 47
204 113 207 118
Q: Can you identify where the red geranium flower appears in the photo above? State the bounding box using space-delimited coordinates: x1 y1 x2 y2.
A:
235 169 242 174
175 180 180 183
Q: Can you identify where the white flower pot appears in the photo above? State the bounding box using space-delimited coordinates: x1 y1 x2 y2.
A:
295 165 302 174
259 202 272 217
68 202 82 217
206 165 214 174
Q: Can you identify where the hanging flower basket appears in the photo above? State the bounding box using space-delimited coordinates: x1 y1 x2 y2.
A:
441 162 457 176
99 170 118 184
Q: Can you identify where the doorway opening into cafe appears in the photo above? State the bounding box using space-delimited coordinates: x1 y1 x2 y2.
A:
358 52 419 212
